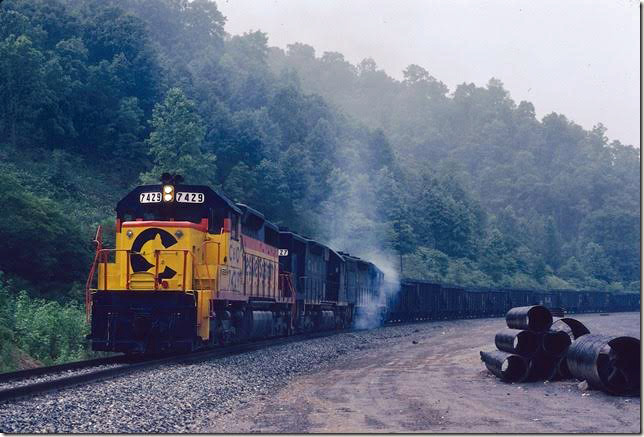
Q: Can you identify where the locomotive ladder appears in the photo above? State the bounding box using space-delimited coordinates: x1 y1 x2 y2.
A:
279 272 298 330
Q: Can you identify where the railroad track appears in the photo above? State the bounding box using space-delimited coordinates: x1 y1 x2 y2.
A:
0 354 128 385
0 329 344 404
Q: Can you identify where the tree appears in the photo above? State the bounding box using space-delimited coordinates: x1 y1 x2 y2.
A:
479 228 517 283
558 256 587 283
0 35 48 147
543 216 561 270
140 88 216 185
581 242 617 283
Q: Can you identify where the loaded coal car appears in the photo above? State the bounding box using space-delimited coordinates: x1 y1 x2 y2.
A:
608 292 628 312
505 288 534 308
439 284 464 319
399 280 441 321
403 280 422 320
576 291 593 313
623 292 639 311
402 280 421 321
609 291 640 312
532 290 560 309
628 292 640 310
555 289 583 314
417 280 441 320
386 279 413 322
487 288 510 317
463 287 488 318
583 289 611 313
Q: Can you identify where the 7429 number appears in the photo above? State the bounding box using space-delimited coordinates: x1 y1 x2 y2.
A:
176 192 204 203
139 192 161 203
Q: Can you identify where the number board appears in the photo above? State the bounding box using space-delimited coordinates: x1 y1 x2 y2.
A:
278 249 289 256
139 192 161 203
176 192 205 203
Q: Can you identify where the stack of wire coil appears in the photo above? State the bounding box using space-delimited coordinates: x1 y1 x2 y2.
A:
481 305 584 383
480 306 640 396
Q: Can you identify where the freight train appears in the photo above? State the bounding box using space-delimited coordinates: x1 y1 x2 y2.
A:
85 174 640 354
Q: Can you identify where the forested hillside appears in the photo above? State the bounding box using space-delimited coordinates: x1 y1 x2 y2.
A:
0 0 639 368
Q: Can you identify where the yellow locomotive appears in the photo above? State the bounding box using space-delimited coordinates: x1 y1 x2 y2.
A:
86 174 358 354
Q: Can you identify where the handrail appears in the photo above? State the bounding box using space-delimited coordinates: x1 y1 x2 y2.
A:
94 249 141 291
84 226 103 322
90 248 197 292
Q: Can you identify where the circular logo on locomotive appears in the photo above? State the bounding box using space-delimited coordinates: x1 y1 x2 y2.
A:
130 228 178 279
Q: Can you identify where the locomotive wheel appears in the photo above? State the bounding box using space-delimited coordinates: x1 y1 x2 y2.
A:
273 311 288 337
303 313 314 332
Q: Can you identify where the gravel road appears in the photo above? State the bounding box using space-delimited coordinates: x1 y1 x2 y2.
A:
202 312 640 433
0 312 639 433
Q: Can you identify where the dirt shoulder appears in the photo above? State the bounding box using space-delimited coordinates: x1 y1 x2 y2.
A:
203 312 640 433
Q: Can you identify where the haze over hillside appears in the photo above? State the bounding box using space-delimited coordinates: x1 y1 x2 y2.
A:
218 0 640 148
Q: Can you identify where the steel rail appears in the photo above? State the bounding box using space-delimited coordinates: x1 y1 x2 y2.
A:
0 355 126 384
0 329 345 404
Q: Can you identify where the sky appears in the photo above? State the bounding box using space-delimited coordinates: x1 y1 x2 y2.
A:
216 0 640 147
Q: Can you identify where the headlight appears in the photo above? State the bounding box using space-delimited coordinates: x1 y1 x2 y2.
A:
162 185 174 202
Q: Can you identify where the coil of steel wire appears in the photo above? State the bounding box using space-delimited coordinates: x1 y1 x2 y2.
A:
566 334 640 396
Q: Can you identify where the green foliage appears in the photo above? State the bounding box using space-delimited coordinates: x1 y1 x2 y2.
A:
479 228 518 282
0 274 91 370
0 172 91 292
140 88 216 185
403 247 450 282
581 242 617 283
14 290 89 365
558 256 587 283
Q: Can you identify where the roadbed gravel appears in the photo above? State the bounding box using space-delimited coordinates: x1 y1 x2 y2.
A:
0 312 639 433
203 312 640 433
0 364 127 392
